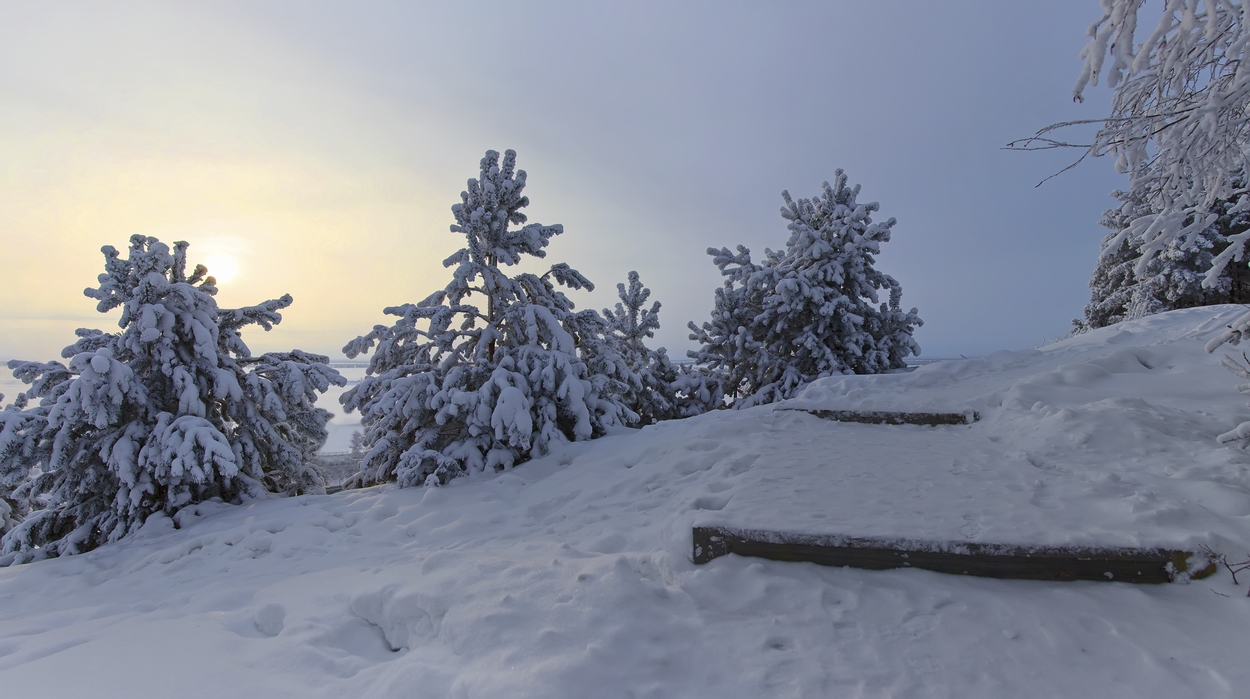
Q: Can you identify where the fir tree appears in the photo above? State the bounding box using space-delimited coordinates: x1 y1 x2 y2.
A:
342 150 633 488
0 235 344 563
605 272 662 371
349 430 366 460
689 170 922 406
0 394 27 537
1077 189 1250 332
1077 189 1153 332
603 271 721 424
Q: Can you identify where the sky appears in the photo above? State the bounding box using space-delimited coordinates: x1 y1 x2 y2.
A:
0 1 1129 364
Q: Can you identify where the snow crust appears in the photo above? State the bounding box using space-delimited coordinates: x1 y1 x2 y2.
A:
3 306 1250 696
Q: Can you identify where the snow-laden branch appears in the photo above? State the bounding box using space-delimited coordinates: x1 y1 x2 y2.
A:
1027 0 1250 284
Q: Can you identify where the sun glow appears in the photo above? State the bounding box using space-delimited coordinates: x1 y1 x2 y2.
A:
203 253 241 285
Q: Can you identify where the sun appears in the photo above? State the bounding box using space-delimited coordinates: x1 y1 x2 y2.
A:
203 253 241 285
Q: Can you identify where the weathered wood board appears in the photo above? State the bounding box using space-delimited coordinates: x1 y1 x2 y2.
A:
789 409 979 426
692 526 1211 584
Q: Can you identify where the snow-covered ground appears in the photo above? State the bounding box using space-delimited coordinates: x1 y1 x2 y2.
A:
3 306 1250 697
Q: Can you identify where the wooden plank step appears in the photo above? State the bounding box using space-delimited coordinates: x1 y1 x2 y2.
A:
692 526 1213 584
789 409 978 426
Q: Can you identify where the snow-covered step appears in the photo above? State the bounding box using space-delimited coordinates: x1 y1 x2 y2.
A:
786 408 978 426
691 407 1229 562
691 525 1214 584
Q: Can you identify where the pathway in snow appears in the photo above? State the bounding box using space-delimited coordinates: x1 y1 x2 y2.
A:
700 412 1225 552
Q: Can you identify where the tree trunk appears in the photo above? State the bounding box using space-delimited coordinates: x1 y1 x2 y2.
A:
487 254 498 362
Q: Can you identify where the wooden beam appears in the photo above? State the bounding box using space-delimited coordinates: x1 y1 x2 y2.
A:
692 526 1212 584
789 409 979 426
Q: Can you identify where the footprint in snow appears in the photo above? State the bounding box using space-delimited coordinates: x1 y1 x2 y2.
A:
254 603 286 637
690 494 731 511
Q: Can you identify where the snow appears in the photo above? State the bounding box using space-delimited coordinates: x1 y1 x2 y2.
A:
3 306 1250 696
767 305 1250 552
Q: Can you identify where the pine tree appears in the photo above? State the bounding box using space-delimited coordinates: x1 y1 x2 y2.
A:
689 170 922 407
685 245 770 403
342 150 633 488
603 271 721 424
1077 189 1153 332
0 394 29 537
0 236 344 563
1077 189 1250 332
349 430 366 460
0 358 76 542
603 271 667 424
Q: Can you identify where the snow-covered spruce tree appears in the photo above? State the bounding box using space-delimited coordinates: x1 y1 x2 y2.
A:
349 430 365 460
603 271 722 424
1076 189 1152 332
342 149 633 488
0 414 8 534
0 367 62 542
0 362 72 541
1076 188 1250 332
667 363 726 418
1078 234 1139 333
0 393 36 538
0 236 344 563
1 395 22 536
688 171 922 407
0 500 11 539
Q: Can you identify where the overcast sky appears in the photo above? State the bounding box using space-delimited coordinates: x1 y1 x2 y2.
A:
0 1 1127 363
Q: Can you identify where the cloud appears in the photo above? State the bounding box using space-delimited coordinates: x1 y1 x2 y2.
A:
1 1 1127 364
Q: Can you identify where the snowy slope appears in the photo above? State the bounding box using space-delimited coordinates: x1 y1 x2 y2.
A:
2 306 1250 698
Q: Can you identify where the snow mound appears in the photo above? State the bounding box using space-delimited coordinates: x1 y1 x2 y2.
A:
2 306 1250 697
755 304 1250 552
